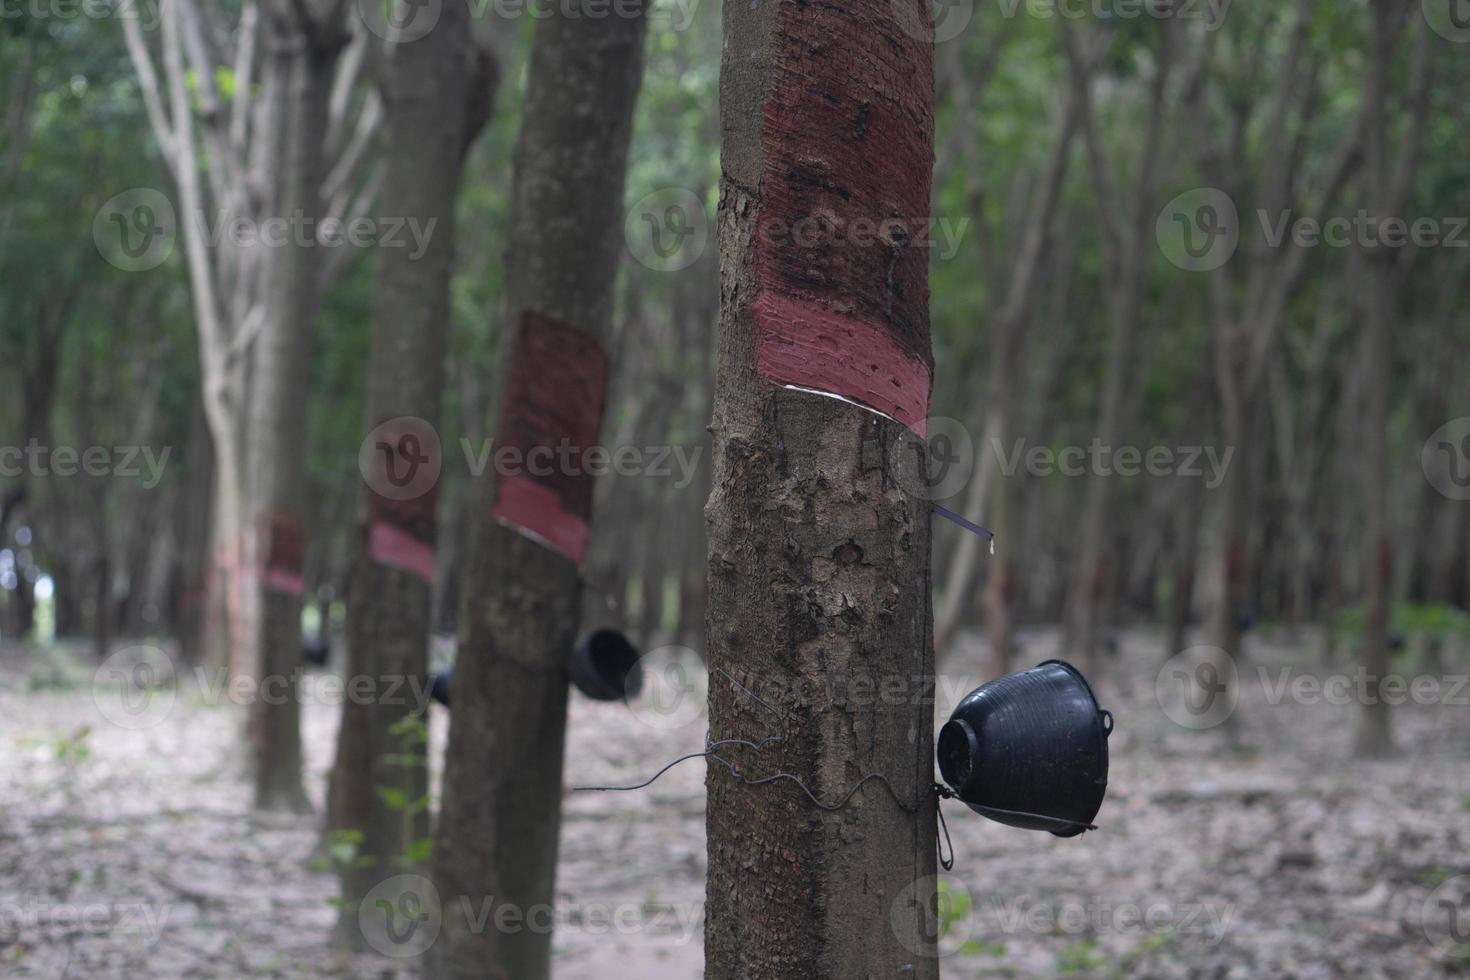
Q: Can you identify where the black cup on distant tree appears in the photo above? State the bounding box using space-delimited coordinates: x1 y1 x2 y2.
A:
427 627 643 710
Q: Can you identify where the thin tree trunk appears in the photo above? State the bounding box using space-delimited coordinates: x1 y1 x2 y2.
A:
245 18 344 813
1166 438 1210 657
704 2 938 976
1355 254 1393 754
123 0 381 681
984 460 1014 679
1354 1 1429 755
1061 21 1180 667
933 39 1083 653
429 7 649 979
173 389 214 658
1190 0 1362 691
329 5 495 939
1207 388 1253 657
1167 503 1201 657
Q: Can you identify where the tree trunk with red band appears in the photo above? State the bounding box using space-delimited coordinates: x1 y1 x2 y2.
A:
490 311 610 565
430 7 651 980
328 0 494 944
705 2 939 977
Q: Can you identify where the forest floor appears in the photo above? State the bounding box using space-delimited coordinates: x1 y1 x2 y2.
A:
1 627 1468 978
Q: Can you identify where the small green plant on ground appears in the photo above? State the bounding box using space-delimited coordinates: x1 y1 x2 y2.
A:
314 829 376 910
379 713 433 869
1057 939 1106 974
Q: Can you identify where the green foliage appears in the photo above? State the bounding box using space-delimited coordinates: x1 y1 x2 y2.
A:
1057 939 1106 974
1332 602 1470 645
313 828 376 876
26 668 79 693
376 712 432 869
1423 867 1454 887
935 877 973 944
960 938 1006 957
0 16 197 622
402 835 433 867
52 724 92 764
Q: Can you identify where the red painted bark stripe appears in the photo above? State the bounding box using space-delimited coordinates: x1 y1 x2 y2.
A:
364 415 441 542
492 473 591 566
747 0 935 431
752 291 930 435
368 521 436 584
257 511 306 597
491 310 608 566
263 567 306 598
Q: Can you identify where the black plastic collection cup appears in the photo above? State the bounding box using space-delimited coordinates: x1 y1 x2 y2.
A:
937 659 1113 837
429 666 452 708
428 627 643 709
569 628 644 702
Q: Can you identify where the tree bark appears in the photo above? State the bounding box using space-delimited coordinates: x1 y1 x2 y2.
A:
1190 0 1360 693
123 0 382 679
1167 456 1207 658
932 30 1083 654
329 2 496 938
1354 2 1429 756
704 2 938 977
245 9 346 813
1060 21 1182 667
428 6 649 979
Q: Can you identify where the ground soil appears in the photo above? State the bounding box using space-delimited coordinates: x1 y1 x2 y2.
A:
1 627 1467 978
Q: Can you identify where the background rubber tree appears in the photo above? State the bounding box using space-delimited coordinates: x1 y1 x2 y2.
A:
1182 0 1364 719
1352 0 1432 756
122 0 381 686
429 3 650 978
1059 15 1198 667
328 0 502 938
243 0 358 814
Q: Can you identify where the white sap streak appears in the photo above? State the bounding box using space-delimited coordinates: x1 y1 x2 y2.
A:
778 384 904 427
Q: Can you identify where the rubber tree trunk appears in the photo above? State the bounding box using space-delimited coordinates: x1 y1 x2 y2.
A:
174 389 214 660
1207 392 1251 663
1353 0 1427 756
1166 471 1205 657
984 457 1014 679
1354 257 1395 757
1060 22 1179 668
933 53 1082 655
428 6 649 979
329 2 491 939
704 2 938 977
245 19 342 814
